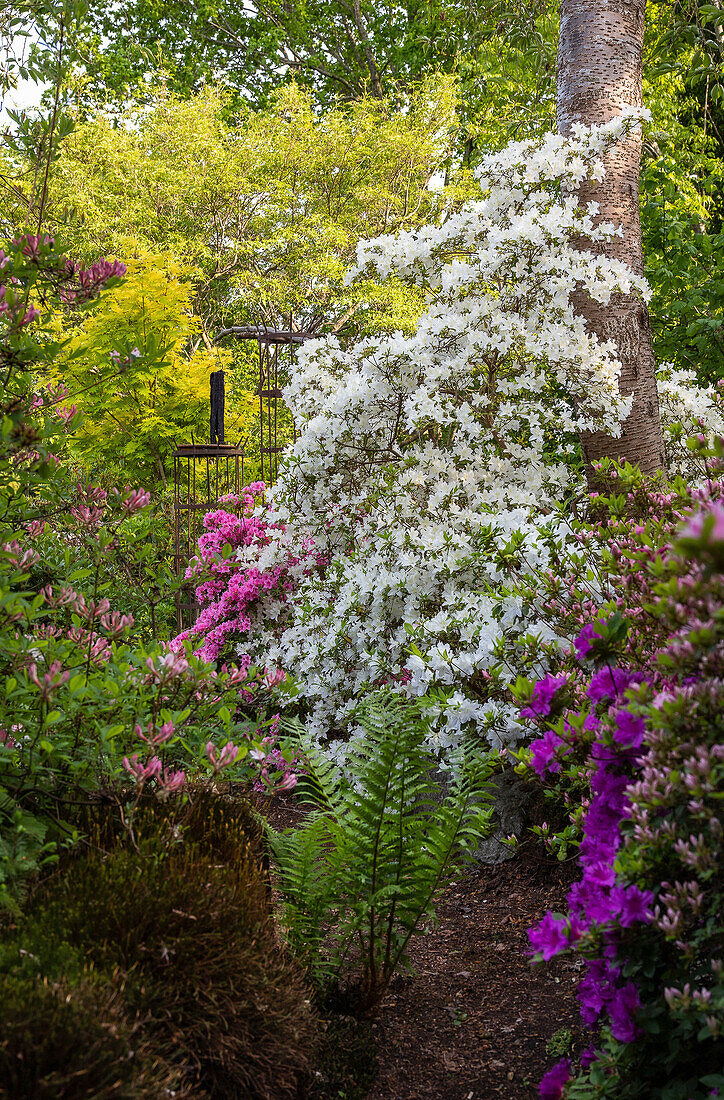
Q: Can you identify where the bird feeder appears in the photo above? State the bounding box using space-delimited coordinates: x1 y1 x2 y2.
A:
172 370 245 630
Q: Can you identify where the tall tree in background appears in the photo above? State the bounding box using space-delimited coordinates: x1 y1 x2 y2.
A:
557 0 665 475
73 0 555 133
79 0 471 108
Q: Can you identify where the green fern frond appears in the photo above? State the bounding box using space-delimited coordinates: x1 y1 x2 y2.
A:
269 691 497 1008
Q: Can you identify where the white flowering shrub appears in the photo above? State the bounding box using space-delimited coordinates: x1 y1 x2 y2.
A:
186 113 708 762
656 363 724 476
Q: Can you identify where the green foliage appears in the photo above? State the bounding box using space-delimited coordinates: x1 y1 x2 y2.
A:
269 694 494 1010
545 1026 573 1058
27 481 178 642
2 789 317 1100
74 0 554 118
0 1 87 231
0 233 278 909
640 66 724 385
43 245 249 482
3 79 480 486
42 81 471 336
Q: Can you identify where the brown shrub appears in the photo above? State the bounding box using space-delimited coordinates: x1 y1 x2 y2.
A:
6 789 317 1099
0 972 189 1099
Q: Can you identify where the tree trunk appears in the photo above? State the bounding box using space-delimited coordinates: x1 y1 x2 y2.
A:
557 0 665 477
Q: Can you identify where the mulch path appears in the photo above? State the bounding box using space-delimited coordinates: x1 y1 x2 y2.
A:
365 853 583 1100
263 795 585 1100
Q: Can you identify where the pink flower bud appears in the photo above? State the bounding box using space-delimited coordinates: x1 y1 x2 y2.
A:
122 488 151 514
123 754 162 782
100 611 134 636
157 720 174 744
159 767 185 795
206 740 240 772
276 773 298 792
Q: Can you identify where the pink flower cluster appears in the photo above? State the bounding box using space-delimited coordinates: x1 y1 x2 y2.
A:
206 739 240 771
123 718 185 798
59 257 127 304
12 233 54 262
174 483 316 663
26 660 70 702
123 751 185 796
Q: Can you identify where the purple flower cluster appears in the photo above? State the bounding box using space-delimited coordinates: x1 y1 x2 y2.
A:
521 492 724 1095
527 652 655 1044
539 1059 571 1100
521 674 569 718
573 622 602 659
529 727 568 778
586 666 642 703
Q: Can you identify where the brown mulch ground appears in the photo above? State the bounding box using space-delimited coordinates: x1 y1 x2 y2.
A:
264 795 584 1100
364 854 583 1100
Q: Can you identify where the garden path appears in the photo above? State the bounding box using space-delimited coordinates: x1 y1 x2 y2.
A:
365 854 582 1099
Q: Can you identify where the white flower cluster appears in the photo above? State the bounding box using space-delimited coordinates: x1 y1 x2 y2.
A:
656 364 724 477
234 115 658 761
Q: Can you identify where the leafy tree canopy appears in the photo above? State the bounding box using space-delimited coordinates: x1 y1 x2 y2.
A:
43 245 257 482
76 0 552 115
38 79 474 336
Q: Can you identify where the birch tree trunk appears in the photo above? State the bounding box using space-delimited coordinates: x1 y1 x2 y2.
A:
557 0 665 476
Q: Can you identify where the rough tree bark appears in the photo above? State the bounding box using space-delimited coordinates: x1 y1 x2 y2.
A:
557 0 665 476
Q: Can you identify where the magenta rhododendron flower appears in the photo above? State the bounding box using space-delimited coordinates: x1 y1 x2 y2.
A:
539 1058 571 1099
521 674 569 718
580 1047 598 1069
613 708 646 748
530 728 567 777
608 981 642 1042
574 622 602 659
612 885 653 927
529 912 571 960
587 666 640 703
